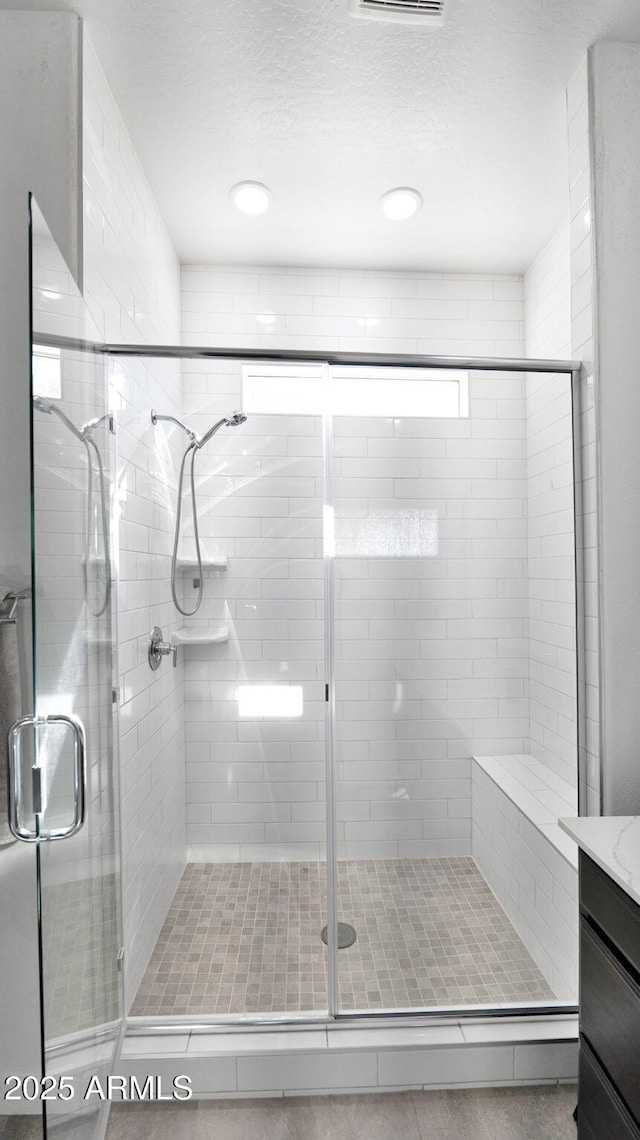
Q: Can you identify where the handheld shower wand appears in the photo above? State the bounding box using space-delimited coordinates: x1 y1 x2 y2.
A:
196 411 247 449
152 409 247 616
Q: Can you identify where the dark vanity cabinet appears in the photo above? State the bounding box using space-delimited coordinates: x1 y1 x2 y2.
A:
579 851 640 1139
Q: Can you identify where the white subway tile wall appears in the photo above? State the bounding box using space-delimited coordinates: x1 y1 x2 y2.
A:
181 270 533 860
83 36 185 1003
181 267 525 358
523 227 577 790
567 59 599 814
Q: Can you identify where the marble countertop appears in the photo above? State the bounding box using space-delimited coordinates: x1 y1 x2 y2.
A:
560 816 640 907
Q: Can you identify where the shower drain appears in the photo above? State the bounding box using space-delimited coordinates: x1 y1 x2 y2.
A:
320 922 357 948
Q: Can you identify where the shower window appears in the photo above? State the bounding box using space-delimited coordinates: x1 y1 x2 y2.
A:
242 363 469 418
32 344 62 398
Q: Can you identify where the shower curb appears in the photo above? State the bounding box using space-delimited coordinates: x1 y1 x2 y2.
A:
118 1016 578 1098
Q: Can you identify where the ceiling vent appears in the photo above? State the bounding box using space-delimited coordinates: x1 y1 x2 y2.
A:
348 0 447 26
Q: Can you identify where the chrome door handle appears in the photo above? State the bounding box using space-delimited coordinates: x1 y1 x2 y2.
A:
7 713 86 842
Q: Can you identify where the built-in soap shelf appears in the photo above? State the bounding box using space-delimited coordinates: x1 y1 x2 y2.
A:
176 556 227 571
173 626 229 646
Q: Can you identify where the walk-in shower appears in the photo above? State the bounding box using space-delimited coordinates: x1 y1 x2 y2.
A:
24 205 584 1065
152 407 247 615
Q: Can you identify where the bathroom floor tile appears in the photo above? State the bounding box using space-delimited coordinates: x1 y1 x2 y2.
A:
410 1085 578 1140
105 1086 578 1140
130 858 554 1016
0 1117 46 1140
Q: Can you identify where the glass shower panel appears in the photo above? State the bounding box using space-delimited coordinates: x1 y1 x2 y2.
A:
173 359 328 1016
30 200 122 1137
331 367 578 1013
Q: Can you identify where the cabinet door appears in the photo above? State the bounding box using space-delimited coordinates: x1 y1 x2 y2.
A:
580 919 640 1125
579 1041 640 1140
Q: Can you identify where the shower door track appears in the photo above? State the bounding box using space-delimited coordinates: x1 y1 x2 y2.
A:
127 1004 578 1032
36 333 581 375
126 1007 579 1044
45 331 585 1026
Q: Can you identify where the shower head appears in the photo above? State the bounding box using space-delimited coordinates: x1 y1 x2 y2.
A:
196 410 247 449
33 394 85 442
225 411 247 428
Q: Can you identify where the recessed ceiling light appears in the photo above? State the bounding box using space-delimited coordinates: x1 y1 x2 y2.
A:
230 181 271 216
380 187 423 221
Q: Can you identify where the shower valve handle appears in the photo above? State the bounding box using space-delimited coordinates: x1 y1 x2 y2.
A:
148 626 178 670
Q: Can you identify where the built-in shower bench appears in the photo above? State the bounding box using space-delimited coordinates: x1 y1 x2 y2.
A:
473 755 578 865
471 754 579 1002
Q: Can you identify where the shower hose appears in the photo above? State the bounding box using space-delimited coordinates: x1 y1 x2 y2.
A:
171 441 204 616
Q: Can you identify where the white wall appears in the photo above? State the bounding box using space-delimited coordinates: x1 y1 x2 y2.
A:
180 268 529 860
587 42 640 816
82 37 185 1003
523 227 577 792
0 11 82 1097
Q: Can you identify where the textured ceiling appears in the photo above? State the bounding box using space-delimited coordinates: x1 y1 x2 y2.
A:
7 0 640 271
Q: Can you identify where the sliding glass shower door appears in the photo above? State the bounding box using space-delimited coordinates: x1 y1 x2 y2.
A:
328 364 578 1013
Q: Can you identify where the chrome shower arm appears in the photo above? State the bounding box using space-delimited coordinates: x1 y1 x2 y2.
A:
151 409 197 444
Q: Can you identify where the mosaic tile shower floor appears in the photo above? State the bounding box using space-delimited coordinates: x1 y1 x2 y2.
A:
130 857 554 1016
